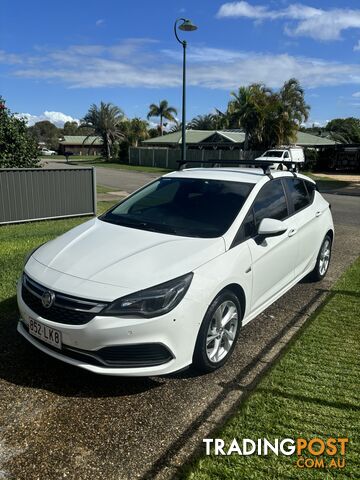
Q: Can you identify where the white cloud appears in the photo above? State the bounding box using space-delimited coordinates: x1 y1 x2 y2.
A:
162 47 248 63
217 1 275 19
217 2 360 41
302 119 329 128
0 49 24 64
354 40 360 51
95 19 105 27
16 111 80 127
352 92 360 97
3 41 360 91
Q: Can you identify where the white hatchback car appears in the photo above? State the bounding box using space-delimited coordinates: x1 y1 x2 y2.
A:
17 167 334 376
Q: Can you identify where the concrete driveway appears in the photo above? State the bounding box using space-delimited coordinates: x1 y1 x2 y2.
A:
0 171 359 479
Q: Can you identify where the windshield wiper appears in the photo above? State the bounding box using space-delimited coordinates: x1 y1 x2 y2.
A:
101 215 178 234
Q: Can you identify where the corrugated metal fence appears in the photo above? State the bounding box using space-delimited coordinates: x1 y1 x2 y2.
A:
129 148 262 169
0 168 96 225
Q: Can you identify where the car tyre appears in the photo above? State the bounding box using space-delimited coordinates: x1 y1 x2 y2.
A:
309 234 332 281
193 290 242 373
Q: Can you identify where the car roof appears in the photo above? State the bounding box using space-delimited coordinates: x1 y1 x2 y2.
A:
164 168 315 185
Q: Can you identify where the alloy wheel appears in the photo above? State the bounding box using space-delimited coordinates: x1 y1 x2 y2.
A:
206 300 238 363
319 239 331 276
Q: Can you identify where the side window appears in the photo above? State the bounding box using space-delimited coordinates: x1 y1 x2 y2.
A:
253 180 288 226
284 178 310 212
232 208 256 247
284 151 289 159
304 180 316 202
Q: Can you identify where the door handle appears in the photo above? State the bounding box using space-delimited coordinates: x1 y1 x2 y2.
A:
288 228 297 237
315 211 322 217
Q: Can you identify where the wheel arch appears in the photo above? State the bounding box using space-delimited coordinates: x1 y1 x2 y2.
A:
326 229 334 242
219 283 246 321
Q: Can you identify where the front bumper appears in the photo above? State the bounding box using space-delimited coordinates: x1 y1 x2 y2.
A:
17 280 204 376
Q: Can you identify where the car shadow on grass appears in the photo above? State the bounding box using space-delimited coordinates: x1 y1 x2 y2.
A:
0 296 162 398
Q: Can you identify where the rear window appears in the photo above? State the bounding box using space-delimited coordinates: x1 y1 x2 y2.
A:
263 151 283 158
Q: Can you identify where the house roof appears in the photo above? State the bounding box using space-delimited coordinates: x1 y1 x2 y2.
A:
142 129 337 147
59 135 103 146
143 130 245 145
295 131 336 146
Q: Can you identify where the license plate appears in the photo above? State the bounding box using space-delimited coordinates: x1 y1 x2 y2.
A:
28 318 62 349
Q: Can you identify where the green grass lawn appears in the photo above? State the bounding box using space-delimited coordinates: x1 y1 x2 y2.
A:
303 172 351 191
184 258 360 480
96 184 114 194
0 200 116 307
69 158 171 174
39 155 102 161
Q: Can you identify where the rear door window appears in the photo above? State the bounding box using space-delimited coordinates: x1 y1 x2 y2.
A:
304 180 317 202
284 178 311 212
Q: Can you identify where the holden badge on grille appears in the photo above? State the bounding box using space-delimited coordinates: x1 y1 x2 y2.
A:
41 290 55 308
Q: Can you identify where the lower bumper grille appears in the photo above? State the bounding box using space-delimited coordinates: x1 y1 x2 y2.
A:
21 323 173 368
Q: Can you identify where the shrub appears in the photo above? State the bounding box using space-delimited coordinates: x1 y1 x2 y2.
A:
0 98 40 168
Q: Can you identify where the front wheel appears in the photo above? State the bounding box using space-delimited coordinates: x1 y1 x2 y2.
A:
309 234 332 281
193 290 242 373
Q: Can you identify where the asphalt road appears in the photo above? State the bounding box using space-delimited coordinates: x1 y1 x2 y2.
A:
40 160 159 194
0 183 359 479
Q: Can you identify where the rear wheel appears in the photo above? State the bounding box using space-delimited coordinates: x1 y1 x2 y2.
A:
309 234 332 281
193 290 241 373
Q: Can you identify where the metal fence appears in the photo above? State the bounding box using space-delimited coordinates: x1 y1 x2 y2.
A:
129 147 263 169
0 168 96 225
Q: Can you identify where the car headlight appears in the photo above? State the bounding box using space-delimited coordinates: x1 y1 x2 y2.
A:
102 273 193 318
24 243 44 266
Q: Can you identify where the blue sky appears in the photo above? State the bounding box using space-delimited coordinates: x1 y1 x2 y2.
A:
1 0 360 127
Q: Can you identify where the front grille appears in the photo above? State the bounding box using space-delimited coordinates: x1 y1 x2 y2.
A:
21 273 108 325
21 323 173 368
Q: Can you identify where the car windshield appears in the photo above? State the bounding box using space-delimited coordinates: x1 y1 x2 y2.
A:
262 151 283 158
100 177 253 238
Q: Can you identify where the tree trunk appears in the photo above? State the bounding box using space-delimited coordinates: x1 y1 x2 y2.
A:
244 131 249 151
160 115 163 136
105 135 111 161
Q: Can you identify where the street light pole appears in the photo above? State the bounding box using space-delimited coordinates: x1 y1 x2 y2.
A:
174 18 198 164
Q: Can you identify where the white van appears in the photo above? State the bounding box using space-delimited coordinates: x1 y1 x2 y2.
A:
256 147 305 171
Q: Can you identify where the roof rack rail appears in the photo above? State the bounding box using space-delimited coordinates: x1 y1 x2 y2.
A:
177 159 298 178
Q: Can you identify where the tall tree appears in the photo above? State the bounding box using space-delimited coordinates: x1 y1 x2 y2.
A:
28 120 60 150
62 121 80 135
189 113 226 130
120 118 150 147
82 102 125 161
147 100 177 136
325 118 360 143
227 84 271 149
0 97 39 168
226 79 310 150
277 78 310 144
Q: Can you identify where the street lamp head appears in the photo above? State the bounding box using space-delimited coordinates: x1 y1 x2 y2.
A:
178 19 198 32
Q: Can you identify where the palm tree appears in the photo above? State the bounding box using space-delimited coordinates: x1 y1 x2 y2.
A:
147 100 177 136
121 118 149 147
226 80 309 149
277 78 310 145
189 113 226 130
228 84 270 149
82 102 125 161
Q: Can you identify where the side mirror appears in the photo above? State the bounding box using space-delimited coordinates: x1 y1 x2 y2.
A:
258 218 287 238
